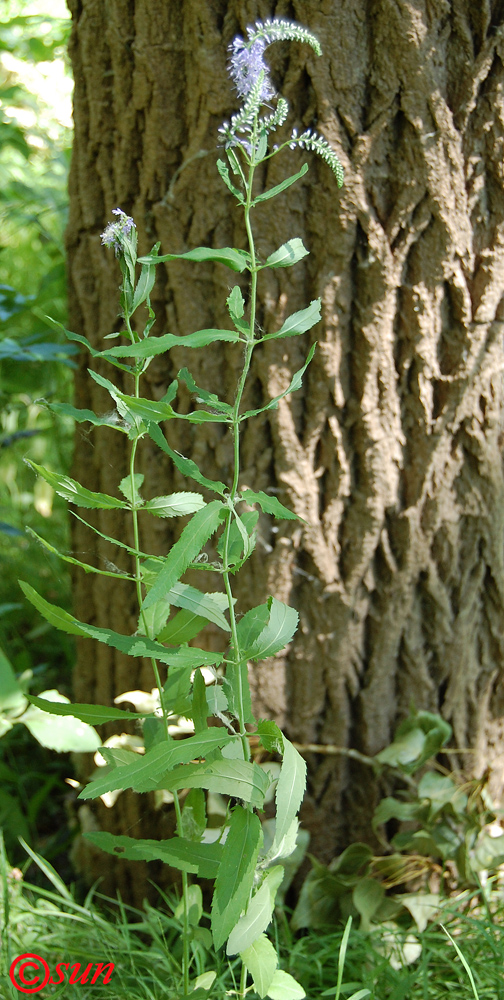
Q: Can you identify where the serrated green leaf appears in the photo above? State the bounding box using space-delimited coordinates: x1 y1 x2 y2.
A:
241 934 278 999
27 527 134 581
161 759 269 807
178 368 233 414
44 401 129 432
19 690 101 753
147 422 227 495
265 238 309 269
167 583 230 632
236 604 271 654
157 608 207 644
217 159 246 202
245 597 298 661
118 473 144 506
142 492 205 518
79 729 237 799
19 581 222 668
211 806 262 950
252 163 309 206
241 344 316 420
241 490 300 522
227 866 284 955
142 501 224 610
138 246 251 272
131 248 159 313
42 316 135 373
95 328 240 359
27 461 128 510
274 739 306 847
262 299 321 341
84 831 223 878
193 668 209 732
217 511 258 567
26 696 152 725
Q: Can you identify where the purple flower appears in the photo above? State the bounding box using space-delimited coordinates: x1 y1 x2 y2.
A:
228 35 276 102
101 208 136 256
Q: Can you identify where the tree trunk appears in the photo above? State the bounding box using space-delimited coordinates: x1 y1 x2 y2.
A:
66 0 504 906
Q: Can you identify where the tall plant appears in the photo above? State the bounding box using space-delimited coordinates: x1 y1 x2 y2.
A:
21 18 343 1000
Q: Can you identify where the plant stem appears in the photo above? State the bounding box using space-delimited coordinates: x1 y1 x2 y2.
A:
221 140 259 762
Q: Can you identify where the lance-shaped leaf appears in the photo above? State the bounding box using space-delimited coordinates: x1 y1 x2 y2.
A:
217 159 245 203
265 238 309 269
147 422 227 496
94 328 240 359
241 490 301 522
79 728 237 799
242 597 298 662
178 368 233 414
143 492 206 518
43 316 134 373
131 245 159 314
274 739 307 847
26 461 128 510
19 582 222 668
84 831 223 878
226 865 284 955
241 344 316 420
138 246 251 272
262 299 321 341
241 934 278 999
161 759 270 808
211 806 262 950
18 690 100 753
27 528 134 581
142 501 224 610
26 696 152 726
252 163 309 206
44 401 129 432
166 583 230 632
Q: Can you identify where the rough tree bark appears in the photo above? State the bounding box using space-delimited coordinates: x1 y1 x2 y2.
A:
66 0 504 905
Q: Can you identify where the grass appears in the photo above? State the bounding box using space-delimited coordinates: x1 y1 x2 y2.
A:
2 838 504 1000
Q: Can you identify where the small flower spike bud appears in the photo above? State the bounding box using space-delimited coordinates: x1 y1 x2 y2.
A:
100 209 136 256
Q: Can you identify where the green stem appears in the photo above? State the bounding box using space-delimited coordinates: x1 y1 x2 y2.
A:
239 961 248 998
173 791 190 996
221 140 260 761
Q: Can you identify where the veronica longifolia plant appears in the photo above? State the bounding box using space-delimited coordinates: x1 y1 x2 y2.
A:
21 18 343 1000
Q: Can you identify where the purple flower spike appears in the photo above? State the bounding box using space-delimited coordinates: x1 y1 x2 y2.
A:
101 208 136 256
228 36 276 102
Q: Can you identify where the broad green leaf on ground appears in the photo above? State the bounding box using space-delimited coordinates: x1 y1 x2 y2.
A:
274 739 307 847
241 934 278 999
211 806 262 950
26 696 152 725
178 367 233 414
84 831 223 878
252 163 308 206
19 690 101 753
265 971 306 1000
138 246 251 272
262 299 321 341
226 865 284 955
243 597 298 661
79 729 237 799
27 528 134 581
241 490 301 522
142 492 206 518
161 759 270 808
147 422 227 495
19 582 222 668
142 501 224 610
44 401 129 432
265 238 309 269
26 461 128 510
95 328 239 359
241 344 316 419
